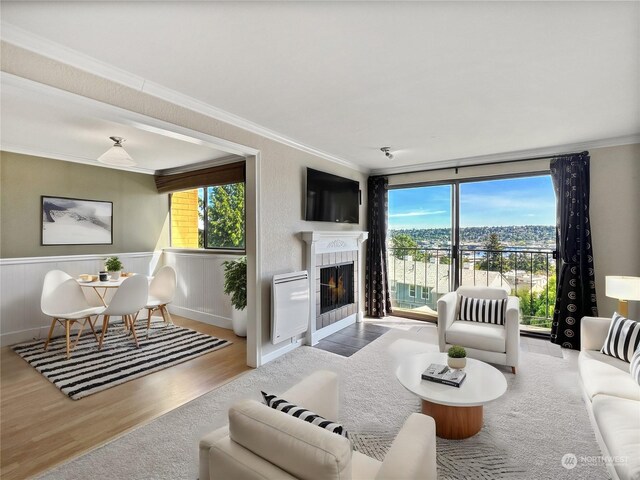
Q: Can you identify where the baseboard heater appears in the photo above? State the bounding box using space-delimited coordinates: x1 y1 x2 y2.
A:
272 271 309 345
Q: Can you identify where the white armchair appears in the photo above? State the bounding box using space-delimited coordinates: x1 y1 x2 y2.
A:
199 370 437 480
437 286 520 373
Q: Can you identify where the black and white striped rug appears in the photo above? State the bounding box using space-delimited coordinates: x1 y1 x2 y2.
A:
12 320 232 400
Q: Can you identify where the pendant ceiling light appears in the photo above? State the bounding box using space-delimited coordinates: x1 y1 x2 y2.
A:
97 136 135 166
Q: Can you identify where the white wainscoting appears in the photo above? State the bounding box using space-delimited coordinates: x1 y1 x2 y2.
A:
162 250 237 331
0 252 162 346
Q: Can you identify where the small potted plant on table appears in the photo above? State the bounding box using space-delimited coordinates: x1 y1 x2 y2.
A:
223 256 247 337
447 345 467 369
105 256 123 280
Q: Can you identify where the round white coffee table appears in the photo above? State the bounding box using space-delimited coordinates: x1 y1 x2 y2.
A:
396 352 507 439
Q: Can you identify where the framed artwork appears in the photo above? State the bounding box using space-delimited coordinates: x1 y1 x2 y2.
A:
41 196 113 245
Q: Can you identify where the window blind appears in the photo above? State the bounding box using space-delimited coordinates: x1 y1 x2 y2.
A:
154 161 245 194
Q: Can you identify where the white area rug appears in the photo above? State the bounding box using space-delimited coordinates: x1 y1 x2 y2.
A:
37 324 608 479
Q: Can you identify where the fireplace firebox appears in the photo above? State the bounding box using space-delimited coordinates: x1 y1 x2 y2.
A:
320 263 354 314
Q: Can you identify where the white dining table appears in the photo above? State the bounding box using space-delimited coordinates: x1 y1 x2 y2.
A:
77 276 142 306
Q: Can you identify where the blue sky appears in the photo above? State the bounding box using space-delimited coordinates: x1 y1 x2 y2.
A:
388 175 556 229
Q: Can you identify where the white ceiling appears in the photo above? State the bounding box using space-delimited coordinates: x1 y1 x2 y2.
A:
1 2 639 173
0 77 233 174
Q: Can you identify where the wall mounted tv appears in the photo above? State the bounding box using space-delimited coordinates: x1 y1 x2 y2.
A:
305 168 360 224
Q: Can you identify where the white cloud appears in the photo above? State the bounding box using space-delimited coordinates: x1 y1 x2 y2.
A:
460 193 554 210
389 210 447 218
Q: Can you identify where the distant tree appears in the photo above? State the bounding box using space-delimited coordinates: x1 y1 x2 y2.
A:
517 275 557 328
390 233 418 259
198 193 205 248
478 233 503 271
504 251 550 274
205 183 245 248
516 289 534 323
535 274 557 318
440 255 451 265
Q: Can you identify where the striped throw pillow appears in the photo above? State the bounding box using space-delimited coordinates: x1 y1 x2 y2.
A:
458 296 507 325
631 349 640 386
261 391 348 438
601 313 640 363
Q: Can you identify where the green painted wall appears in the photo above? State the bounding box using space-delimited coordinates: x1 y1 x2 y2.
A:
0 151 170 258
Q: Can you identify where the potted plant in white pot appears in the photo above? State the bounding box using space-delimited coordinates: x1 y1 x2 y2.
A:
105 256 123 280
223 256 247 337
447 345 467 369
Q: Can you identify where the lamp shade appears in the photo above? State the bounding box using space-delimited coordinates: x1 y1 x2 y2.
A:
97 137 135 166
605 276 640 301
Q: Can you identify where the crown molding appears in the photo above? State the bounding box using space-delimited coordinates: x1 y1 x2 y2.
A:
0 23 146 91
1 22 367 174
371 135 640 176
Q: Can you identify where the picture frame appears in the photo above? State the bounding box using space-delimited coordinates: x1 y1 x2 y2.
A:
41 196 113 246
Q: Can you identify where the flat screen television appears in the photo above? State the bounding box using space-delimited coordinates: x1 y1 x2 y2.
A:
305 168 360 224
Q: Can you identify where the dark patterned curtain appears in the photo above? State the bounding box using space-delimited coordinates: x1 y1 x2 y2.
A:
550 152 598 349
365 176 392 318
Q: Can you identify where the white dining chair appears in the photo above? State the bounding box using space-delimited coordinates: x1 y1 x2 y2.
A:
98 275 149 350
41 270 104 358
144 265 177 338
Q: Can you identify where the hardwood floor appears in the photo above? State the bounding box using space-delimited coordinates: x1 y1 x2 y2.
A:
0 315 249 480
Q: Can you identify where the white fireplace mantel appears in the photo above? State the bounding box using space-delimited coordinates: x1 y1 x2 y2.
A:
301 231 368 255
301 230 368 345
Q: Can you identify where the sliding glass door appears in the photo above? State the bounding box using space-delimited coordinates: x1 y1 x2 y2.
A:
388 174 556 335
387 184 454 317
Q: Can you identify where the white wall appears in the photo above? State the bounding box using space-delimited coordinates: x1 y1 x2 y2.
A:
590 144 640 320
163 250 235 330
0 251 160 346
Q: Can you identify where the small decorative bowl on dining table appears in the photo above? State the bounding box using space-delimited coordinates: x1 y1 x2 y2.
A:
78 274 98 283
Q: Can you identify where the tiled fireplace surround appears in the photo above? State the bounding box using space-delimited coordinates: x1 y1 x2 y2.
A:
302 231 368 345
316 251 357 327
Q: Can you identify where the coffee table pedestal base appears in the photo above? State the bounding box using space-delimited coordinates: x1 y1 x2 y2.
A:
421 400 483 439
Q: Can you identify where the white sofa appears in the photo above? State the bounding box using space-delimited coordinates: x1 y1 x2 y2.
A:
579 316 640 480
199 370 437 480
437 286 520 373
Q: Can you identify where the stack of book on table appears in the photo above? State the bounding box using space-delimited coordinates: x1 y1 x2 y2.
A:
422 363 467 388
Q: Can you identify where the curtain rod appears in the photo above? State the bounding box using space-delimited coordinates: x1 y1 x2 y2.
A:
383 150 588 177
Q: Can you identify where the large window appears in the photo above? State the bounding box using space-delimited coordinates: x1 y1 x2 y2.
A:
387 173 556 335
170 182 245 250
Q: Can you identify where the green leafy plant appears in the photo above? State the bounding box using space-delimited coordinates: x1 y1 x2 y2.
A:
104 256 123 272
223 256 247 311
448 345 467 358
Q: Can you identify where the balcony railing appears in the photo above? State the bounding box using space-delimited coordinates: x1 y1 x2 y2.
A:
387 246 556 332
